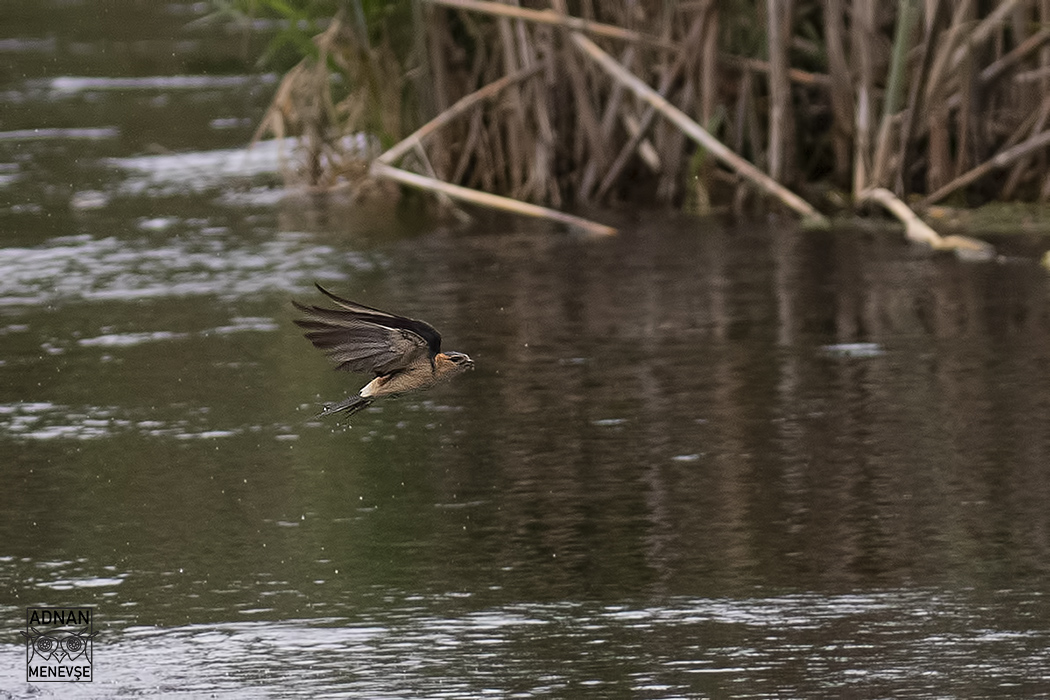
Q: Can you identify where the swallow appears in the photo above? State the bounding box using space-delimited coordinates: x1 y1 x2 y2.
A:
293 284 474 418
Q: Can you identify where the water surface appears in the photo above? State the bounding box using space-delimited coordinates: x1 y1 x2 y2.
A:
3 2 1050 698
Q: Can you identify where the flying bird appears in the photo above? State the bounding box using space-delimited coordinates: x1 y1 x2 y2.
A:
293 284 474 418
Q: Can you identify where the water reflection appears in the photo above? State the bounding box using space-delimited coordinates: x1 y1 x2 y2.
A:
380 220 1050 596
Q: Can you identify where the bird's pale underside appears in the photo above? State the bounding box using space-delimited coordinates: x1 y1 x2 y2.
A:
293 284 473 418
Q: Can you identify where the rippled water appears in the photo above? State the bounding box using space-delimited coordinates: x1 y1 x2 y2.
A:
4 2 1050 698
3 586 1049 697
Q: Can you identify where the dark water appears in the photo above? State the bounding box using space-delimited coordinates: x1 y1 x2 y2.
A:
4 2 1050 698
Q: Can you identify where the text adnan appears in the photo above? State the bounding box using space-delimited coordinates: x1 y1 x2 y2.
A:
28 609 91 626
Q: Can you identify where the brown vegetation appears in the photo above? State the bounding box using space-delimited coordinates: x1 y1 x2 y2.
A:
253 0 1050 228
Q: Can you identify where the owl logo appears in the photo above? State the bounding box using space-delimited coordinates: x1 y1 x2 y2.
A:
21 626 98 665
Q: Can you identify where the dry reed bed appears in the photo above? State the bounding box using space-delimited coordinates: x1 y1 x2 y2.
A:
257 0 1050 250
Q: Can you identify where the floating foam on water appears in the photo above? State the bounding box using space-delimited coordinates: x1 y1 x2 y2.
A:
820 342 885 358
138 217 178 231
0 126 120 141
592 418 628 427
39 576 126 590
0 37 57 53
110 142 288 193
70 190 111 210
0 230 368 305
209 117 253 130
108 135 378 195
78 331 190 347
45 74 277 94
0 401 288 442
206 317 281 334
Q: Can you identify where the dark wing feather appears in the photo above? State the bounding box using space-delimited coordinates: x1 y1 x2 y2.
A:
292 289 441 376
313 284 442 358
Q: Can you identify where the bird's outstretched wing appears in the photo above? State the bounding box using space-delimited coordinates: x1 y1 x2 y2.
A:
293 285 442 376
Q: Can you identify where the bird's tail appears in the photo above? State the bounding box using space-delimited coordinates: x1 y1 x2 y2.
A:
318 395 373 419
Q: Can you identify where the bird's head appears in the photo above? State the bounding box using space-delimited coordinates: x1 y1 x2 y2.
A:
436 351 474 377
